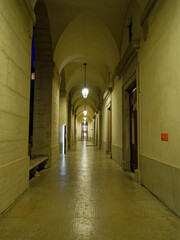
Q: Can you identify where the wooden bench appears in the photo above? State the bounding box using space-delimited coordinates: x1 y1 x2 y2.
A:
29 156 48 179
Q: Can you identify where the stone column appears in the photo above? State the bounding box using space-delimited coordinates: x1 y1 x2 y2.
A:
67 100 72 149
98 110 102 149
31 61 54 166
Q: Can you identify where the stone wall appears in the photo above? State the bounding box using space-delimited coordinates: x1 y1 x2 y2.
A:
51 67 60 165
0 0 35 214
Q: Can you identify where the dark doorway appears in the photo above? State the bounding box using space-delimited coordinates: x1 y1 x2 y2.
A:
107 106 112 156
81 121 88 141
28 37 35 157
63 125 66 154
129 86 138 172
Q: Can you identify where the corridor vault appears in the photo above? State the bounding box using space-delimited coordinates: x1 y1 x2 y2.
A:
0 0 180 224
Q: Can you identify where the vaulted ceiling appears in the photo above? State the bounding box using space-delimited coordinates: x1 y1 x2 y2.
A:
31 0 146 121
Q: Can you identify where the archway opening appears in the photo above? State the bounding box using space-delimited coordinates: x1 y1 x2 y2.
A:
81 121 88 141
62 125 67 154
28 37 35 157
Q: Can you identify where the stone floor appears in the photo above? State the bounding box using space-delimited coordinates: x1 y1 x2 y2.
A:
0 142 180 240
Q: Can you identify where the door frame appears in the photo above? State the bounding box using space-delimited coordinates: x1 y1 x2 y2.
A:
129 85 138 172
122 72 140 180
63 124 66 154
106 103 112 157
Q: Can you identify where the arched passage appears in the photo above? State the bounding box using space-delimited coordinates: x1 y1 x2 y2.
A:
53 12 120 148
31 0 59 167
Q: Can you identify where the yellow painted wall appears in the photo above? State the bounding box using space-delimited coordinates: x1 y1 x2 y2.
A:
112 77 123 148
140 0 180 168
88 120 92 142
101 101 107 144
101 94 111 150
121 0 141 57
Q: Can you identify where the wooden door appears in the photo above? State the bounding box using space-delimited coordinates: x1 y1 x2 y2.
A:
129 87 138 172
64 125 66 154
107 106 112 155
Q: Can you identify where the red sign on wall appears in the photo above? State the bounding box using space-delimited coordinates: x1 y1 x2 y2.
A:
161 133 168 141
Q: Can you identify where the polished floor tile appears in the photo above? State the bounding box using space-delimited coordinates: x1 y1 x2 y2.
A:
0 142 180 239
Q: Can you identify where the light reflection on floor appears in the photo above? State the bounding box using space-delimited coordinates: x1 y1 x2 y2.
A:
60 154 66 176
0 142 180 239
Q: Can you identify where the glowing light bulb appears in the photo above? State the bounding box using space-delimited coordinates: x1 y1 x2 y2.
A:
83 109 87 116
82 87 89 99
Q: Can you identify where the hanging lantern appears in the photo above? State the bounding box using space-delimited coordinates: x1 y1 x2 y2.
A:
82 87 89 99
83 109 87 116
82 63 89 99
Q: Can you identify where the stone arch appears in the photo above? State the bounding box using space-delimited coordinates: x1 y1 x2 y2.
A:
31 0 55 166
54 11 120 73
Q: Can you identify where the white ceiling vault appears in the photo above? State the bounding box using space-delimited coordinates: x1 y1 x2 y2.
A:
31 0 146 121
44 0 131 52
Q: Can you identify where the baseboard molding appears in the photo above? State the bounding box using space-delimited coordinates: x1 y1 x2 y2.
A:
101 141 106 153
112 145 123 167
141 155 180 217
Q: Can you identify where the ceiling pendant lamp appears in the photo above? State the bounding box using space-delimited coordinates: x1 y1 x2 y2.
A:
82 63 89 99
83 108 87 116
84 116 87 121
